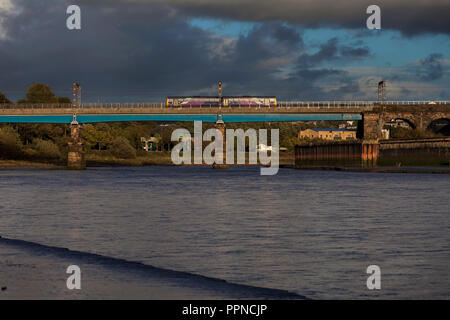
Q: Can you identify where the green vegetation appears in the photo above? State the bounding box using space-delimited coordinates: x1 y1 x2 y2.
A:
388 127 441 139
0 121 310 165
110 136 137 159
0 127 23 158
0 92 11 104
32 139 62 159
10 83 71 104
0 125 67 164
26 83 59 103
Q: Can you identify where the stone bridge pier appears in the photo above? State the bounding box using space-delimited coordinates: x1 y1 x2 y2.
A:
67 122 86 170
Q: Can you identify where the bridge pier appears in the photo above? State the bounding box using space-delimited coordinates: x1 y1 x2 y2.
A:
361 140 379 166
362 112 382 141
67 122 86 170
212 119 228 169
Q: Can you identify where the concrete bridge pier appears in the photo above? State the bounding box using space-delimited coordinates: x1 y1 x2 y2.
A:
212 118 228 169
67 121 86 170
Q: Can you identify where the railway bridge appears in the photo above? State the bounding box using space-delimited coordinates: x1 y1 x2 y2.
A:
1 101 449 169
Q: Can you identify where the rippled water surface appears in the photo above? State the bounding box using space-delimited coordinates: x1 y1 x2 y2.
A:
0 166 449 299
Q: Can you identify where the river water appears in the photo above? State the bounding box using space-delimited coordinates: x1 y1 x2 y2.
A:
0 166 449 299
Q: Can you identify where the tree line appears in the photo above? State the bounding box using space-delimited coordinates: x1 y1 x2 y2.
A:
1 83 71 104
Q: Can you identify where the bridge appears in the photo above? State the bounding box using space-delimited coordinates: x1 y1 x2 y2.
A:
1 100 448 123
0 102 372 123
1 101 449 169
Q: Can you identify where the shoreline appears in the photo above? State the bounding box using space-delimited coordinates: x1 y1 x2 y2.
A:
2 159 450 174
291 165 450 174
0 160 65 169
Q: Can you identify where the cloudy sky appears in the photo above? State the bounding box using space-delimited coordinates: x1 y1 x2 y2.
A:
0 0 449 102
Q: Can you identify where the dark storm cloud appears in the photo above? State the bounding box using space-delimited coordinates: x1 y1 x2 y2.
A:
82 0 450 36
296 37 370 68
417 53 444 81
0 0 371 101
0 0 224 99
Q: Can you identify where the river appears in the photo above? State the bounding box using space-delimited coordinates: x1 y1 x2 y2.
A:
0 166 449 299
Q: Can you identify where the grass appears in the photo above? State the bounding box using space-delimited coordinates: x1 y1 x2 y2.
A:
0 160 65 169
86 150 295 166
1 150 295 168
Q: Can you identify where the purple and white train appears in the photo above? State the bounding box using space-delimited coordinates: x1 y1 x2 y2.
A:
165 96 277 107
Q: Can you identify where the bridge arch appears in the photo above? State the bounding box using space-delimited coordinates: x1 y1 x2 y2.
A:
427 118 450 135
382 117 417 130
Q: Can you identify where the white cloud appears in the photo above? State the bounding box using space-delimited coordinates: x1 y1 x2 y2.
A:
0 0 17 40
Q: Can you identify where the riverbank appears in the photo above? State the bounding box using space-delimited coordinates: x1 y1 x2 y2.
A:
87 153 175 167
292 165 450 174
1 152 296 168
0 160 65 169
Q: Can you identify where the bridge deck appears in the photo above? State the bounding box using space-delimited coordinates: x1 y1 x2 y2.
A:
0 106 370 115
0 106 369 123
1 103 448 124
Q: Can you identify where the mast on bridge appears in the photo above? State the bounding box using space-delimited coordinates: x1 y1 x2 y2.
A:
213 81 227 169
72 82 81 124
218 81 223 108
378 81 386 104
67 81 85 169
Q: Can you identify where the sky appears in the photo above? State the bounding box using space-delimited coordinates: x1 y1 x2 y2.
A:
0 0 449 102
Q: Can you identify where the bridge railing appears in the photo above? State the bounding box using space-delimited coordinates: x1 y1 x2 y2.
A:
0 101 449 109
277 101 375 108
377 101 450 105
0 102 166 109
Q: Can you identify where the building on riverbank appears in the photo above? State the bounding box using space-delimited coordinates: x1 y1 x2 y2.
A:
299 128 356 141
141 136 160 151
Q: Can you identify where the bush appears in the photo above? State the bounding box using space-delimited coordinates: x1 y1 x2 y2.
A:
110 137 136 159
32 138 61 159
0 127 23 159
389 127 440 139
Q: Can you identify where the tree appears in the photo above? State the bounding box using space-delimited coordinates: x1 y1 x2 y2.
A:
110 136 136 159
0 127 23 159
58 97 71 103
32 138 62 159
82 123 115 150
0 92 11 104
26 83 58 103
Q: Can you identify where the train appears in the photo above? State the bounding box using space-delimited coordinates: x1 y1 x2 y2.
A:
166 96 277 107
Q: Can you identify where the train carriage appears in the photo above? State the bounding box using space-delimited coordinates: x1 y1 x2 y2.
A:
166 97 219 107
223 96 277 107
166 96 277 107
